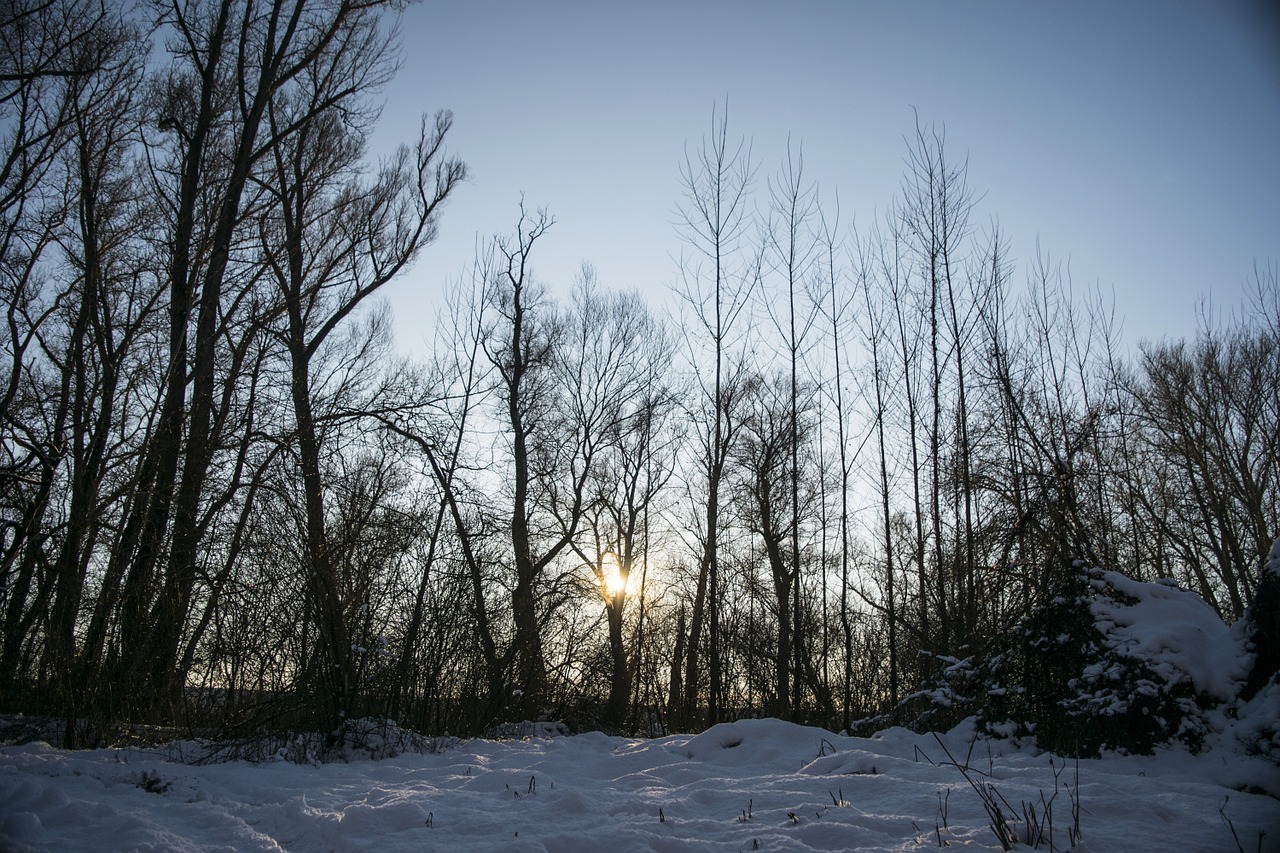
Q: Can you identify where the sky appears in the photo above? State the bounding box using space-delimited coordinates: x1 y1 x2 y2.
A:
372 0 1280 356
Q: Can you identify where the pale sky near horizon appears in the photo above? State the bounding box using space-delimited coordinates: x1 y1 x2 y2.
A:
373 0 1280 355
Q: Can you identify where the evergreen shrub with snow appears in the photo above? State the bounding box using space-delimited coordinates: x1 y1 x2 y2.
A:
978 567 1207 756
897 557 1265 759
1242 538 1280 700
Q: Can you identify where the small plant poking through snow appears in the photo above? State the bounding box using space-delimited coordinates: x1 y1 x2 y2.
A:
935 787 952 847
933 732 1085 852
135 770 170 795
1220 796 1268 853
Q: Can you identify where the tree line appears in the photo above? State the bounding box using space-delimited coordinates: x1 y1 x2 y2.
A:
2 0 1276 744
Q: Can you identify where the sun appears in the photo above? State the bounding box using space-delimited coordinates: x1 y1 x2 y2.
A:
599 555 634 600
604 566 630 598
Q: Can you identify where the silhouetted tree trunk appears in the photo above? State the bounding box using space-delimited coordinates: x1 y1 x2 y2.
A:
674 101 756 728
762 138 818 721
818 204 860 727
484 205 608 718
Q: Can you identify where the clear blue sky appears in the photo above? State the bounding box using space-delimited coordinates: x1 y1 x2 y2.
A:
373 0 1280 352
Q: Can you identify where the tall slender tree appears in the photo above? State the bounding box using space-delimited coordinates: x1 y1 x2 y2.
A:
673 101 756 727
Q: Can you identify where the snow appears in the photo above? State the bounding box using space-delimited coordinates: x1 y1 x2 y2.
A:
3 717 1277 852
1091 570 1250 702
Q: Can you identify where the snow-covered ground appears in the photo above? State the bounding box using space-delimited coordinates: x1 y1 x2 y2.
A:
2 716 1277 852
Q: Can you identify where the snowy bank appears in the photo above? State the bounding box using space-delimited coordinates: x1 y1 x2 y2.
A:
2 717 1278 852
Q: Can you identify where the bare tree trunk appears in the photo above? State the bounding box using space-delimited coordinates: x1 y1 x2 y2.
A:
674 101 755 728
858 242 899 713
820 209 857 728
763 138 817 722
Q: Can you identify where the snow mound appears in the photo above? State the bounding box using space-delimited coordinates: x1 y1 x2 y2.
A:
676 718 845 771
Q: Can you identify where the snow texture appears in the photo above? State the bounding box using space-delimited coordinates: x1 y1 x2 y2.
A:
2 716 1278 852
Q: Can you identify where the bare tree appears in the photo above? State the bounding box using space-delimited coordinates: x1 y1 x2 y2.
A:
480 204 580 717
0 0 150 734
1126 269 1279 618
40 12 150 729
760 138 820 721
851 223 901 717
2 0 468 736
564 272 677 729
672 101 757 727
733 369 798 717
256 41 464 726
101 0 425 717
896 117 980 654
381 261 502 727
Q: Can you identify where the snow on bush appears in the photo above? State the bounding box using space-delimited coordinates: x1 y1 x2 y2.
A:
1090 571 1248 700
897 557 1276 759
